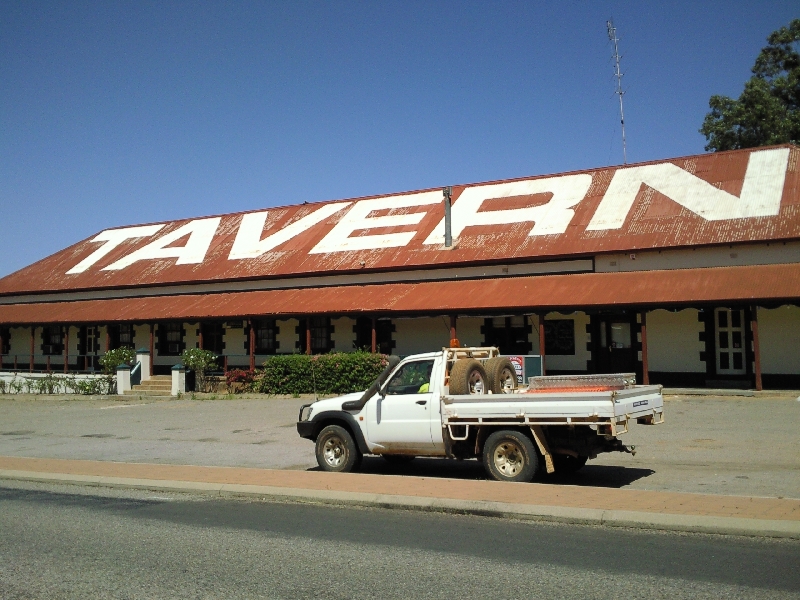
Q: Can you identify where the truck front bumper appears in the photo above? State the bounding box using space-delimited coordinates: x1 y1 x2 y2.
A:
296 421 316 440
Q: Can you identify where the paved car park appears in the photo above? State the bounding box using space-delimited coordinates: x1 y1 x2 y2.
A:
0 393 798 498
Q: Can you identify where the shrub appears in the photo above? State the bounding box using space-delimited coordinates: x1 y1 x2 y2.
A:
253 352 388 395
99 347 136 374
181 348 219 392
225 368 255 393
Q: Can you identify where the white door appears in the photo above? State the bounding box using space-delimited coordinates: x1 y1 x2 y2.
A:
715 308 746 375
365 359 437 452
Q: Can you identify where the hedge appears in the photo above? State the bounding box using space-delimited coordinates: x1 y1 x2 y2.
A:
253 352 389 395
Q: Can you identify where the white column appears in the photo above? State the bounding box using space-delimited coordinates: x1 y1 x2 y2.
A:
135 348 151 381
116 364 131 395
171 364 186 396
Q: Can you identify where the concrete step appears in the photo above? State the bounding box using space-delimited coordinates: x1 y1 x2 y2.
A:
124 389 174 397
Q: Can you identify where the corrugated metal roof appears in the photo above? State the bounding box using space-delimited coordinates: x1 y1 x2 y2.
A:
1 144 798 297
0 264 797 324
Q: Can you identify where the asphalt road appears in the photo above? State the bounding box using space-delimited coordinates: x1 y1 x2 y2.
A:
1 394 798 497
1 480 798 599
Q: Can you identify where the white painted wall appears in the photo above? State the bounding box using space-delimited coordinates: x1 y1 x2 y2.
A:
223 325 248 366
8 326 32 357
133 324 150 351
394 317 452 356
455 317 484 347
185 322 200 350
276 318 299 354
759 305 800 374
646 309 706 373
331 317 356 351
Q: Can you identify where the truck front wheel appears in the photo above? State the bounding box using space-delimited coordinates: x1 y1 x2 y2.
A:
483 430 538 483
315 425 361 473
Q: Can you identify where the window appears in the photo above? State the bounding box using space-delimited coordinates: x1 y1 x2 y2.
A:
42 326 63 355
483 316 532 355
354 317 394 354
385 360 434 395
0 327 10 354
300 317 332 354
110 324 134 349
543 319 575 355
253 319 277 354
158 322 183 356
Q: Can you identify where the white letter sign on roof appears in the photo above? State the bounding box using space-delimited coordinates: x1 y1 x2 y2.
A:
423 174 593 245
67 225 163 275
103 217 221 270
228 203 351 260
587 147 790 230
66 224 165 274
310 191 442 253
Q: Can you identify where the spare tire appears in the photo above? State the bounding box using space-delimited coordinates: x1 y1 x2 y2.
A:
484 357 518 394
449 359 488 395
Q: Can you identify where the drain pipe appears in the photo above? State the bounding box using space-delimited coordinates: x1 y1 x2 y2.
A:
443 187 452 248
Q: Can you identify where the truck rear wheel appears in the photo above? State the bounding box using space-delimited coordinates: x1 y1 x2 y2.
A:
449 359 488 395
484 357 518 394
315 425 361 473
483 430 538 483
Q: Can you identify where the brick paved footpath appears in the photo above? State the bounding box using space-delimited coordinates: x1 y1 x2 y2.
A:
2 455 798 525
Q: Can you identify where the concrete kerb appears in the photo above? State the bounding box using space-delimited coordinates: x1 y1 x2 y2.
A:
2 469 798 540
662 388 800 398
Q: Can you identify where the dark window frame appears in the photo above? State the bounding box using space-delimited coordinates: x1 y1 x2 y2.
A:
158 322 184 356
543 319 576 356
253 319 278 355
41 325 64 355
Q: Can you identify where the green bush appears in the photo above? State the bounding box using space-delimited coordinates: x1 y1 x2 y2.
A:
99 347 136 374
253 352 389 395
181 348 219 392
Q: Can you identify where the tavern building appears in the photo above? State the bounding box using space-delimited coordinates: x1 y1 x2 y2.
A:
1 144 799 389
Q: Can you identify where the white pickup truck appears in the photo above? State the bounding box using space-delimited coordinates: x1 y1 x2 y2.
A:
296 347 664 482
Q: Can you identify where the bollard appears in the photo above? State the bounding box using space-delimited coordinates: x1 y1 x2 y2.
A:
171 364 186 396
116 364 131 395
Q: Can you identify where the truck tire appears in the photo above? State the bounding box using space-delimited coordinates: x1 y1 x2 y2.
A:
483 429 538 483
552 454 588 474
484 357 518 394
449 359 488 395
315 425 361 473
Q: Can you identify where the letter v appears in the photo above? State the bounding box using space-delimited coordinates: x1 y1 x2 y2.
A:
228 203 351 260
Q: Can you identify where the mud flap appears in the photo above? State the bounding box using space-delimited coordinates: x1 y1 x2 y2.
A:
529 425 555 474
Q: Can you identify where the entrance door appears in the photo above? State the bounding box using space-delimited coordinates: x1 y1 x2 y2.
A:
365 359 437 452
200 322 225 355
86 326 98 370
715 308 746 375
595 317 636 373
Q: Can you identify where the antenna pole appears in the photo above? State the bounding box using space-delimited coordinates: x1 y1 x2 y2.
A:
607 19 627 164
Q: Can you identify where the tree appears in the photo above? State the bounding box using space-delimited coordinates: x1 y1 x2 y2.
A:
700 19 800 151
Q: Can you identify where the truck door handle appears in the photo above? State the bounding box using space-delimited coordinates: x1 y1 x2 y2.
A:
416 400 427 405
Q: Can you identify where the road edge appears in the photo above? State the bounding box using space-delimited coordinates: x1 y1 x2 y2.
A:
2 468 798 540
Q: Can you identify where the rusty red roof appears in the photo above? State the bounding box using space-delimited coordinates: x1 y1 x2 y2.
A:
0 144 798 298
0 264 798 324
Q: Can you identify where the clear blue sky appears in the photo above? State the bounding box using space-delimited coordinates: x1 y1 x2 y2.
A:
1 1 797 277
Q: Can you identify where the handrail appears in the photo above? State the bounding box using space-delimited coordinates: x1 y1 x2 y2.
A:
130 361 142 387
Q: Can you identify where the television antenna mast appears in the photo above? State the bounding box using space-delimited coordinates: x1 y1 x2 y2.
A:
607 19 627 164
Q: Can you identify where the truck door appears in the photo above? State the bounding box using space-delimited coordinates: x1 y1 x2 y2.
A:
365 358 438 452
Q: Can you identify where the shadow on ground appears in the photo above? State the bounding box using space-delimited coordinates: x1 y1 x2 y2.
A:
309 456 655 488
